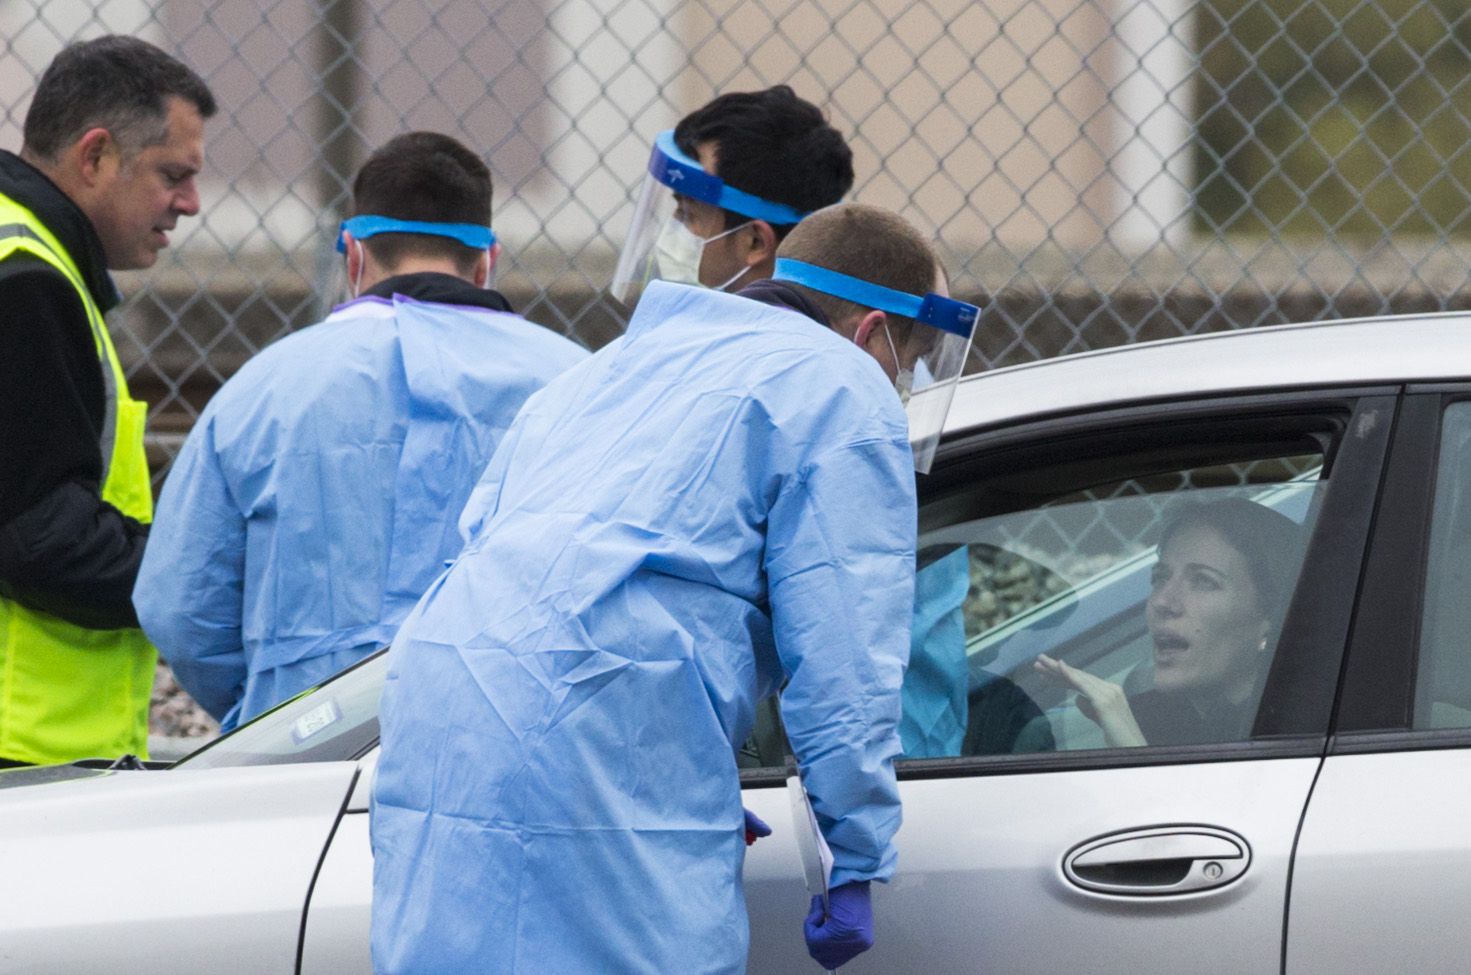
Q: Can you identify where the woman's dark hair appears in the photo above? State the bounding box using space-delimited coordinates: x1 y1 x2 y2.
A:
1157 498 1307 622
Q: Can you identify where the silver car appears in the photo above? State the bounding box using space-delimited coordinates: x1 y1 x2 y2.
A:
4 311 1468 973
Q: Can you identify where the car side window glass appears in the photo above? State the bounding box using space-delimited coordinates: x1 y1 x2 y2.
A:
1414 401 1471 730
902 450 1325 758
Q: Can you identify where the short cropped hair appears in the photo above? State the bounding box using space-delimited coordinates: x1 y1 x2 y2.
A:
350 132 493 275
23 35 216 163
674 86 853 240
776 203 940 336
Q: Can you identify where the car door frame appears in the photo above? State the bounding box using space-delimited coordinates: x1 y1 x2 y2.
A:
1287 385 1471 974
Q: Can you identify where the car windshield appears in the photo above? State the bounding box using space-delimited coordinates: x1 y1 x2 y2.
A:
174 650 386 769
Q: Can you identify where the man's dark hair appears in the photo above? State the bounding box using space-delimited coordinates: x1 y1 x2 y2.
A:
350 132 493 275
22 35 216 162
674 85 853 240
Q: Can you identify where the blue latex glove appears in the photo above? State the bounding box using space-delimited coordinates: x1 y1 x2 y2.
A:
804 880 874 968
743 808 772 846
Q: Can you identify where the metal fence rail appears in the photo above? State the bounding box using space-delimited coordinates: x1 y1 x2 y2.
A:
5 0 1471 483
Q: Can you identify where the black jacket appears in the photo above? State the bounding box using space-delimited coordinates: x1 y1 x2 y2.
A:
0 150 147 629
360 271 514 313
736 277 832 328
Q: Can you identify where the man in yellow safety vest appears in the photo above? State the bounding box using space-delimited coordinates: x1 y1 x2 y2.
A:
0 36 215 766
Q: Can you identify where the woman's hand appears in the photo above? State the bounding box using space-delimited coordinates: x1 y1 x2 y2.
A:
1033 654 1148 748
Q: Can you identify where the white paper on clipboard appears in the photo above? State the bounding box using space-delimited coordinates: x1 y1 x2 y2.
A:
785 762 833 908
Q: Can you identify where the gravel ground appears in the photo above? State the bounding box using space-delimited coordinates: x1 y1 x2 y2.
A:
149 662 219 759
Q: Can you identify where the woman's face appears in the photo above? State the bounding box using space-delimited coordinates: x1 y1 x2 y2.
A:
1146 523 1270 696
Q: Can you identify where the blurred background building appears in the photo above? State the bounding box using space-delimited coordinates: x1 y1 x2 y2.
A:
5 0 1471 470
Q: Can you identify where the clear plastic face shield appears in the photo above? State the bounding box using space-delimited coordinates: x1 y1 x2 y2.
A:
772 258 978 474
610 129 810 306
335 215 497 298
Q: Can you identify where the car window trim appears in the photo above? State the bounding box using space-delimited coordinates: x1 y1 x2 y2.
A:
738 737 1326 787
1330 727 1471 756
925 384 1399 485
892 387 1396 780
1251 393 1398 738
1332 388 1471 743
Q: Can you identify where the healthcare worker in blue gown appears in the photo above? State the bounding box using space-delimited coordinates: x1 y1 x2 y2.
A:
612 90 972 764
371 201 977 974
134 132 588 731
902 546 971 757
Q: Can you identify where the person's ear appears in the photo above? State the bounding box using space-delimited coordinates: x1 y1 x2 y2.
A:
744 220 778 268
343 231 364 283
852 309 888 350
74 128 118 187
474 243 499 288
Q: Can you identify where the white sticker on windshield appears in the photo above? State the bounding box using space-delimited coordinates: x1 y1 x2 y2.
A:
291 699 343 744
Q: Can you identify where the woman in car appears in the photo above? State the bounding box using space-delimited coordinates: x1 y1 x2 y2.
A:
1034 498 1306 748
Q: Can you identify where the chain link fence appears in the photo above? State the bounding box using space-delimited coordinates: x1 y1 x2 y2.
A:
6 0 1471 486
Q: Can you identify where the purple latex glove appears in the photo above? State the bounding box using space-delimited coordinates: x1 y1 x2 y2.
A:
803 880 873 968
743 808 772 846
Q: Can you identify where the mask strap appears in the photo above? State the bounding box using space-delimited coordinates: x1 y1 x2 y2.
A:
350 239 366 299
873 322 911 392
881 322 900 362
712 264 751 292
703 219 754 246
705 220 757 292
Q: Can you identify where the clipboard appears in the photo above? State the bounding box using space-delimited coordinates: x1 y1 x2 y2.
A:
786 757 838 972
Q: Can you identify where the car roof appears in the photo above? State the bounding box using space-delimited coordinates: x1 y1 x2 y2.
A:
946 309 1471 435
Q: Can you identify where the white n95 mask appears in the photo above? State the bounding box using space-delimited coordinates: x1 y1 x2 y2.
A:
654 218 706 286
654 218 754 291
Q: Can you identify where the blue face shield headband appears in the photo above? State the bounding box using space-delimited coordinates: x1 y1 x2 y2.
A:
771 259 977 338
648 130 811 226
772 257 979 474
335 215 496 252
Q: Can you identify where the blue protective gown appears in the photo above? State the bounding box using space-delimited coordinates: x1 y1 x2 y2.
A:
371 282 915 974
134 292 588 729
900 545 970 757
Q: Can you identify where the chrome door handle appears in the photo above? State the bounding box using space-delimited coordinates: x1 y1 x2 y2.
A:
1063 825 1251 896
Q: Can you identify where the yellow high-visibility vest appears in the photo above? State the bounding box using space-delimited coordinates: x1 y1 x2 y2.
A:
0 191 156 764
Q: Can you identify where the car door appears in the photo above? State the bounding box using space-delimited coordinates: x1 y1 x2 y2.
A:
742 389 1395 974
0 761 359 975
1287 389 1471 973
299 751 376 974
166 649 387 975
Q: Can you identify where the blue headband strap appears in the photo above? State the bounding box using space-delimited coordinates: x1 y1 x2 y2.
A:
771 259 978 338
336 215 496 252
649 130 811 226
